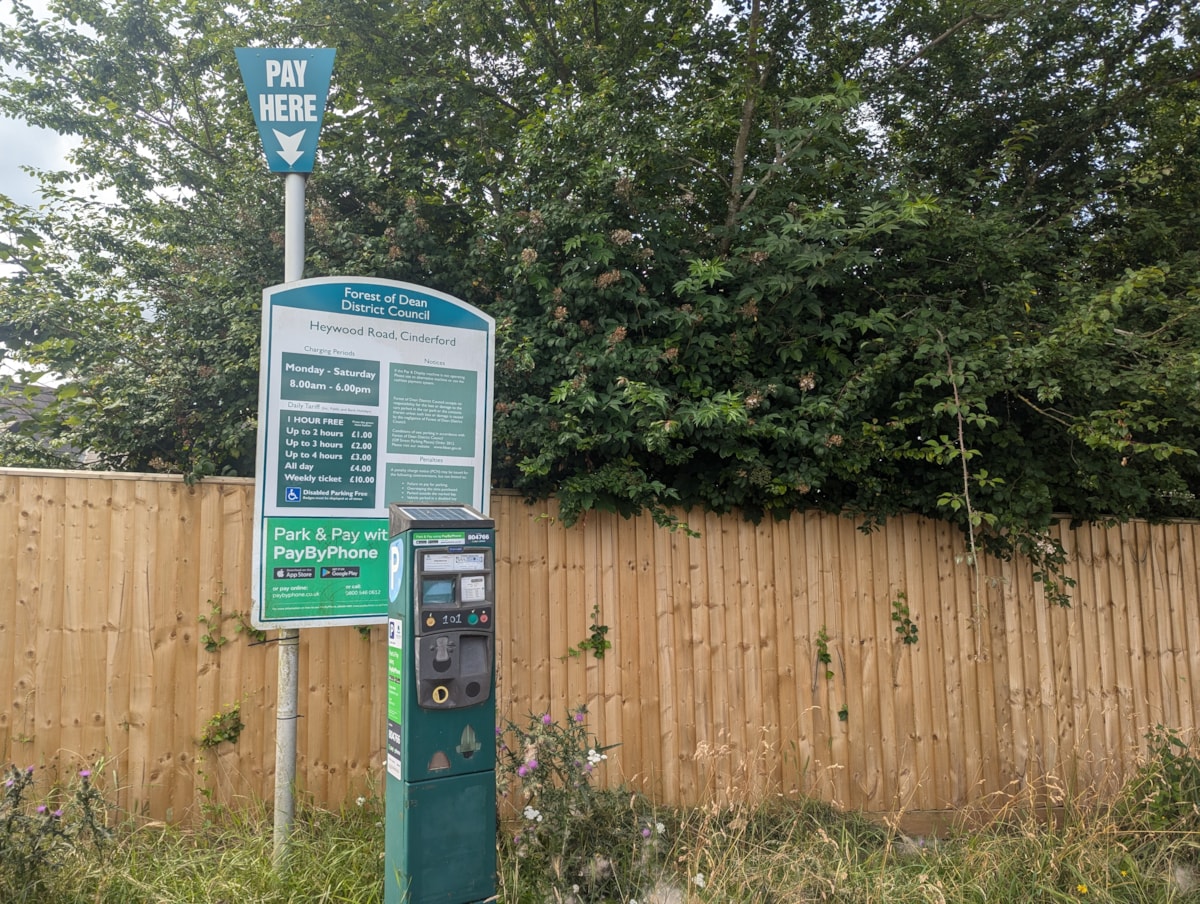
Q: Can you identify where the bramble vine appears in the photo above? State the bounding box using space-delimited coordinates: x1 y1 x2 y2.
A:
815 626 833 680
198 598 228 654
890 592 919 646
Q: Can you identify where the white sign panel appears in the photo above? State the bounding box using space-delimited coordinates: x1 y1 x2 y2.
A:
252 277 495 628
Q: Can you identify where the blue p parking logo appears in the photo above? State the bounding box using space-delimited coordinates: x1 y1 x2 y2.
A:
388 539 404 603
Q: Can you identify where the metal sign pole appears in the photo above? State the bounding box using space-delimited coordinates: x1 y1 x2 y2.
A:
273 171 307 867
235 45 334 870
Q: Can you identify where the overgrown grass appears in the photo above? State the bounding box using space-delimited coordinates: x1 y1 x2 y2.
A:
7 727 1199 903
24 798 387 904
3 789 1194 903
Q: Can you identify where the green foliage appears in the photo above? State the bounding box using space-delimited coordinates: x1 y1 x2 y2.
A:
197 599 227 654
0 764 110 902
1115 727 1200 838
496 708 662 903
0 428 73 469
1 0 1198 602
815 626 834 679
565 604 611 660
234 611 267 645
198 704 244 750
891 592 919 646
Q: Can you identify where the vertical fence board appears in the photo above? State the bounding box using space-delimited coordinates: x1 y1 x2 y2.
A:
651 519 679 801
753 520 780 798
71 477 112 778
975 556 1001 801
303 616 331 807
595 514 620 767
616 514 646 790
719 515 746 799
885 519 917 810
1060 539 1086 792
912 513 940 811
1094 526 1119 790
502 500 531 720
103 479 131 813
846 522 872 810
58 478 87 773
12 475 44 762
1107 523 1137 768
1181 525 1200 737
866 527 895 812
0 475 17 763
934 522 966 807
791 513 816 799
1134 521 1165 731
151 482 184 817
35 477 65 777
1164 525 1195 733
685 525 713 805
771 518 800 798
561 519 588 708
1072 527 1101 792
739 517 761 796
699 511 729 799
528 509 552 718
807 513 833 802
546 513 569 711
667 525 696 804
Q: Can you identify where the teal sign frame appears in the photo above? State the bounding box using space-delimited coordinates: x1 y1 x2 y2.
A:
236 47 335 173
251 278 495 628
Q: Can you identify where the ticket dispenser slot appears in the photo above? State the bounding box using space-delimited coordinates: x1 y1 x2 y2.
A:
413 549 494 709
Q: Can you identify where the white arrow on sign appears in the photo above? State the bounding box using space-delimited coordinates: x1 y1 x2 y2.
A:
273 129 307 166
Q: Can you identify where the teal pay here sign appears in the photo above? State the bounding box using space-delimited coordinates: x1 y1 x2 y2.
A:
235 47 335 173
252 277 495 628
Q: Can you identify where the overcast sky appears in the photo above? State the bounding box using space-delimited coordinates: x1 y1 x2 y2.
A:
0 0 74 209
0 116 76 208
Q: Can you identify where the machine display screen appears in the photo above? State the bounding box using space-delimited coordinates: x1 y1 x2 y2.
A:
423 552 487 573
421 578 456 605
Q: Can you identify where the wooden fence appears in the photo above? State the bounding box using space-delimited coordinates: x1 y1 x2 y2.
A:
1 468 1197 825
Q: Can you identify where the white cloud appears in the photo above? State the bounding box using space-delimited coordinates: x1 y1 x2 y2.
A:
0 115 77 208
0 0 81 208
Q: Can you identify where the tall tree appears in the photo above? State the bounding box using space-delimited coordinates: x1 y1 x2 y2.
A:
1 0 1197 598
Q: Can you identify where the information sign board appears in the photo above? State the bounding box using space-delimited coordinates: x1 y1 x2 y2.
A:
252 277 494 627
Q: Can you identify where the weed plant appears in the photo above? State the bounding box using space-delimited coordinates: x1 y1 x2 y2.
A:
0 764 110 902
496 707 668 904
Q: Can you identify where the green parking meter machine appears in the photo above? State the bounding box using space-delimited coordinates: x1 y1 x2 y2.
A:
386 503 497 904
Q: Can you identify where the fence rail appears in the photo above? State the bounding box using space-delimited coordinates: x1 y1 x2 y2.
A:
1 468 1197 822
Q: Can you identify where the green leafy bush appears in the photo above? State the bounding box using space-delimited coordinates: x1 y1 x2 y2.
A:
1116 726 1200 836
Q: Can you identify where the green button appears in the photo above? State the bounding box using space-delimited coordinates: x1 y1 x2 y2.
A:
468 613 479 625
